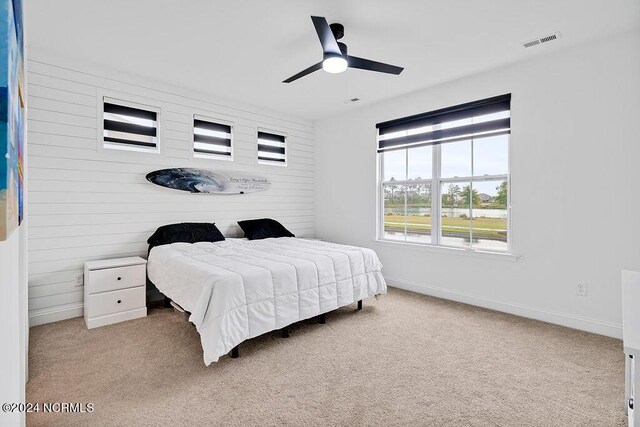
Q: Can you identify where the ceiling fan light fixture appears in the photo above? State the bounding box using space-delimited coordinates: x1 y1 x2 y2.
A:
322 56 348 73
282 16 403 83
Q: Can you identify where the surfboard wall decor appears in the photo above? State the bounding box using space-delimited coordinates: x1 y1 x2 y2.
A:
146 168 270 194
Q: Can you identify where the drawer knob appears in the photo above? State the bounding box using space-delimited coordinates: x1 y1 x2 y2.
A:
117 300 122 304
117 277 122 281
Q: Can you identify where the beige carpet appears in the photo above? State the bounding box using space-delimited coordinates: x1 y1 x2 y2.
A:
26 288 625 426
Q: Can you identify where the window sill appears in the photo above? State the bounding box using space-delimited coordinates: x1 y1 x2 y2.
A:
257 161 287 167
194 153 234 162
373 239 520 262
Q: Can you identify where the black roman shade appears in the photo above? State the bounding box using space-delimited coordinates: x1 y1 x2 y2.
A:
103 99 158 149
376 94 511 153
193 118 232 158
257 131 286 164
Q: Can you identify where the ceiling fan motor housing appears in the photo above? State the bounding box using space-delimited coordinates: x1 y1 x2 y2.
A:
330 23 344 40
325 23 348 60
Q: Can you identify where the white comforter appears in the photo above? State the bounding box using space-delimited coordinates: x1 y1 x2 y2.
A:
147 238 387 365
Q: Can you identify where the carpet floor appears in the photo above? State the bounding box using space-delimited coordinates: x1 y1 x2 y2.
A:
26 288 625 426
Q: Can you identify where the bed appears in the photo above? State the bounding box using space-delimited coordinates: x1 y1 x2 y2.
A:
147 237 387 365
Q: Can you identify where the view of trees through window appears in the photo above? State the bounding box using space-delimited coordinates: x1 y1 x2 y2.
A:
381 135 509 251
383 183 432 244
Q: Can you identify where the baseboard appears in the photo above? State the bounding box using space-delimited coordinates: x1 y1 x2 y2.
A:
29 303 84 327
386 276 623 339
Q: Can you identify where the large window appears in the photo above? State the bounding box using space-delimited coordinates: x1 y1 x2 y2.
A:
378 94 511 252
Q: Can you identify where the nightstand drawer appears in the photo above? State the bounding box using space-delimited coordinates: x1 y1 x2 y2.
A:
87 286 145 318
88 264 146 294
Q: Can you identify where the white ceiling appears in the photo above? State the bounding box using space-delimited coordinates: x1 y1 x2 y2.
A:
27 0 640 121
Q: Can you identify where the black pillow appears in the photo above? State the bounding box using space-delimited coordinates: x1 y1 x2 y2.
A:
147 222 225 251
237 218 295 240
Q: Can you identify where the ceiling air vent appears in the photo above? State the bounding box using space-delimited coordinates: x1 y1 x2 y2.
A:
523 32 561 48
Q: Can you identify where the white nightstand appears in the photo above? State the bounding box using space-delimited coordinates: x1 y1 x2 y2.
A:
84 256 147 329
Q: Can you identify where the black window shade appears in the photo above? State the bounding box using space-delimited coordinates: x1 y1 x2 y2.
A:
103 100 158 149
258 131 286 164
193 118 232 158
377 94 511 153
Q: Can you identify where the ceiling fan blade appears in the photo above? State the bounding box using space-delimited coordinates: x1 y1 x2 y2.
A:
310 16 341 56
282 61 324 83
348 56 404 75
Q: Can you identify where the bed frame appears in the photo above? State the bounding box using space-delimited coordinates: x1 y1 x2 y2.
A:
164 297 363 359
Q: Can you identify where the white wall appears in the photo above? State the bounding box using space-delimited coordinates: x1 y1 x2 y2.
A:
27 50 315 326
0 229 27 426
315 30 640 337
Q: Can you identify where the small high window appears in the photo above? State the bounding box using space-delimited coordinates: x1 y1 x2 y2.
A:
193 116 233 160
257 131 286 165
102 97 159 153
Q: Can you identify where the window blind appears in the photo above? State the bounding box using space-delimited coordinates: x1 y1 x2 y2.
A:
376 94 511 153
103 99 158 149
193 118 232 158
257 131 286 164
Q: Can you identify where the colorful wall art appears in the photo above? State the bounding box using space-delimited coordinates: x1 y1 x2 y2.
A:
0 0 24 241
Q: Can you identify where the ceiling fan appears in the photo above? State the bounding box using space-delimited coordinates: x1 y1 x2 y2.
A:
283 16 404 83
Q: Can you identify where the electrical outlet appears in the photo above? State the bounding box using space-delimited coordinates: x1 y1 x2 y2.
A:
576 283 587 296
74 273 84 287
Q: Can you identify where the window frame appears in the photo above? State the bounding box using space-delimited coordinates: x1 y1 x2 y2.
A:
99 95 161 154
256 128 288 167
378 133 512 255
191 114 234 162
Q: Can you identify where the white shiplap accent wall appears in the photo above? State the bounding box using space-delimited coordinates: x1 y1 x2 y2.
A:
26 54 315 326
